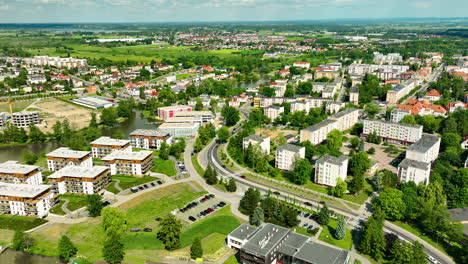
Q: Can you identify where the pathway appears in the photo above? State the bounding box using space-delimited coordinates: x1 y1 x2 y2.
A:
113 179 123 193
60 198 72 216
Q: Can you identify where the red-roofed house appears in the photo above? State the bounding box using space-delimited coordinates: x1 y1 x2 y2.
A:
278 69 290 78
424 89 441 102
396 100 447 117
447 101 468 113
202 65 214 72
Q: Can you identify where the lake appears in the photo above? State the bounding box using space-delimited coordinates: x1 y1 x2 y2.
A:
0 249 64 264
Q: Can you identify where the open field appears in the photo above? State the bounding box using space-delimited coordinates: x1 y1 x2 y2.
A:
0 215 48 231
111 174 158 191
59 194 89 212
255 128 298 140
50 200 66 215
151 158 177 176
176 73 196 80
318 219 353 250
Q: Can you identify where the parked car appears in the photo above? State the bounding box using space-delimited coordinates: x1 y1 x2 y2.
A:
188 216 196 222
150 182 156 187
138 186 144 190
240 175 246 179
131 187 139 193
102 201 110 207
303 223 308 228
143 184 148 188
130 228 141 232
209 194 215 198
304 202 312 206
307 225 314 230
143 228 152 232
157 180 163 185
207 208 214 213
304 213 310 218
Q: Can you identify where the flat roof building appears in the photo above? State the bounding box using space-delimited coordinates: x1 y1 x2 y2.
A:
173 111 214 123
12 111 40 128
157 105 192 120
349 86 359 104
406 135 441 163
46 147 93 171
102 150 153 176
48 166 111 195
300 119 337 145
70 96 113 109
91 136 132 158
328 108 359 131
158 122 200 138
276 144 305 171
243 134 270 154
398 158 431 186
129 129 172 150
0 161 42 185
390 109 411 123
363 119 423 145
0 182 54 218
264 105 284 121
315 154 349 187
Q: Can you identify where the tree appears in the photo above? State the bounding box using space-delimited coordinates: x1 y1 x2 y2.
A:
86 194 103 217
89 112 98 127
441 133 461 150
57 235 77 261
102 234 125 264
195 98 203 111
250 207 264 226
159 142 170 160
239 187 261 215
374 188 406 221
335 216 346 240
190 237 203 259
358 216 386 260
326 129 343 150
349 152 370 178
284 207 299 227
204 164 218 185
22 150 38 165
226 178 237 192
100 107 118 126
217 126 230 143
222 106 240 126
11 230 25 251
28 123 46 142
260 197 277 219
291 158 312 185
350 137 360 150
364 103 380 118
101 207 127 236
317 203 331 225
400 115 417 125
157 214 183 250
331 178 347 198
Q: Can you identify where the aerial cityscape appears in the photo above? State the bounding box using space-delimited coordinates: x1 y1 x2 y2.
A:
0 1 466 264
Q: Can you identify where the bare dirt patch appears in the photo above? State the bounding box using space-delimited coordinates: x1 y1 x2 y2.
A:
255 128 298 139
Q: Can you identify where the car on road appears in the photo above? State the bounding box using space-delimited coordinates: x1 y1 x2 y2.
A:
240 175 246 179
304 201 312 206
427 256 439 264
304 213 310 218
273 191 280 196
157 180 163 185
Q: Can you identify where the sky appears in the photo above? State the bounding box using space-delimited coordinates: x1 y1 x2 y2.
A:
0 0 466 23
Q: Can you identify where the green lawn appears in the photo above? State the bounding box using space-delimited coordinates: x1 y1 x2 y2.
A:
0 215 48 231
50 200 66 215
105 180 120 194
318 219 353 250
59 194 89 212
111 174 158 190
202 233 226 255
151 158 177 176
192 154 205 176
176 73 196 80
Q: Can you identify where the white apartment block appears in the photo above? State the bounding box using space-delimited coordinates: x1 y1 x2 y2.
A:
293 62 310 69
24 56 87 69
406 135 441 163
91 136 132 158
46 147 93 171
300 119 337 145
291 101 310 113
102 150 153 176
129 129 172 149
275 144 305 171
347 64 409 80
158 122 200 137
48 166 111 195
349 87 359 104
0 112 6 127
243 135 270 154
0 183 54 218
386 80 416 104
390 109 411 123
398 158 431 186
12 111 40 127
328 108 359 131
326 102 345 114
373 52 403 64
173 111 214 123
363 119 423 144
265 106 284 121
0 161 42 185
314 154 349 187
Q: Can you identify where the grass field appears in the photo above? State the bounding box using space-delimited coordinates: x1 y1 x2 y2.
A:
318 219 353 250
111 174 157 190
105 180 121 194
0 99 34 113
50 200 66 215
192 154 205 176
223 253 240 264
151 158 177 176
59 194 89 212
202 233 226 255
176 73 196 80
0 215 48 231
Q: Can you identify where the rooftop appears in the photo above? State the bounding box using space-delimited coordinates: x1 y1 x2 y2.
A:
242 223 290 257
158 122 200 129
12 111 39 116
316 154 349 166
303 119 337 132
277 143 304 153
91 136 130 146
158 105 192 110
365 119 423 129
408 135 440 153
293 241 350 264
102 150 152 161
229 224 259 241
48 166 109 179
47 147 91 159
0 161 39 175
173 111 213 116
0 182 51 198
329 108 358 119
244 134 268 143
129 129 169 137
398 158 430 170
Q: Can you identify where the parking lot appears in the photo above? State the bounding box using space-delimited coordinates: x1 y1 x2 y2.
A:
297 210 319 232
175 194 227 224
129 179 164 193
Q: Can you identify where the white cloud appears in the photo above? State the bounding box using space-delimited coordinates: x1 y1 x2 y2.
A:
415 1 432 8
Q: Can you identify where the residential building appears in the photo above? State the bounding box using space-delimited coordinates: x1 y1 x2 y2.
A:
0 112 6 126
326 102 345 114
12 111 40 127
314 154 349 187
46 147 93 171
424 89 441 102
0 182 54 218
129 129 172 150
291 100 310 113
102 151 153 176
157 122 200 137
328 108 359 131
0 161 42 185
386 80 415 104
390 109 411 123
166 116 203 124
396 100 447 117
242 135 270 154
300 119 337 145
91 137 132 158
406 135 441 163
447 101 467 113
373 52 403 64
462 139 468 149
173 111 214 123
48 166 111 195
157 105 192 120
398 158 431 185
293 62 311 69
349 86 359 104
363 119 423 144
27 74 47 85
347 64 409 80
227 223 350 264
314 67 340 79
264 106 284 121
275 144 305 171
24 55 87 69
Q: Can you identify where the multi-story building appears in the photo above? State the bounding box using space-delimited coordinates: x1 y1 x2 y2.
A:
46 147 93 171
373 52 403 64
243 135 270 154
0 182 54 218
227 223 350 264
315 154 349 187
326 102 345 114
328 108 359 131
293 62 310 69
386 80 415 104
157 105 192 120
264 106 284 121
173 111 214 123
398 158 431 186
48 166 111 195
0 161 42 185
102 150 153 176
12 111 40 127
362 119 423 144
166 116 203 124
300 119 337 145
390 109 411 123
157 122 200 137
349 86 359 104
129 129 172 149
24 55 87 69
406 135 440 163
0 112 6 126
347 64 409 80
91 137 132 158
275 144 305 171
290 100 310 113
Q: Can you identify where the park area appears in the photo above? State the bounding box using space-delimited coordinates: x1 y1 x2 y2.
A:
151 158 177 176
1 182 242 263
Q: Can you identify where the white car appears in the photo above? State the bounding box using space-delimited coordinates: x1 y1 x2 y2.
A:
427 256 439 264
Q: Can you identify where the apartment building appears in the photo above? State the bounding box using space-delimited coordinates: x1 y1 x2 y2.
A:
158 122 200 137
0 112 6 126
349 86 359 104
102 150 153 176
129 129 172 150
46 147 93 171
91 136 132 158
390 109 411 123
242 135 270 154
24 55 87 69
0 161 42 185
173 111 214 123
347 64 409 80
291 100 310 113
264 106 284 121
362 119 423 144
398 158 431 186
228 223 350 264
157 105 192 120
48 166 111 195
406 135 441 163
0 182 54 218
328 108 359 131
314 154 349 187
293 62 310 69
386 80 415 104
373 52 403 64
12 111 40 127
300 119 337 145
326 102 345 114
275 144 305 171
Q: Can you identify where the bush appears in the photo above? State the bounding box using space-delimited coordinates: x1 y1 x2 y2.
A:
308 228 319 236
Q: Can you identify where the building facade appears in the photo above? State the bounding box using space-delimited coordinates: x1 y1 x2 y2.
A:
102 151 153 176
362 119 423 144
129 129 172 150
398 158 431 186
91 137 132 158
46 147 93 171
328 108 359 131
300 119 337 145
173 111 214 123
157 105 192 120
48 166 111 195
157 122 200 137
390 109 411 123
0 183 54 218
264 106 284 121
242 135 271 154
406 135 441 163
315 154 349 187
12 111 40 127
0 161 42 185
275 144 305 171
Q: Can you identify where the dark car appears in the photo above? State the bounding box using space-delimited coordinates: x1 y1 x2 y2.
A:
209 194 215 198
304 213 310 218
304 202 312 206
102 201 110 207
143 184 148 188
309 215 314 220
188 216 196 222
207 208 214 213
240 175 246 179
150 182 156 187
155 217 162 221
138 186 144 190
143 228 153 232
273 191 280 196
157 180 163 185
